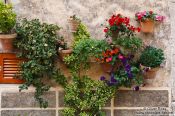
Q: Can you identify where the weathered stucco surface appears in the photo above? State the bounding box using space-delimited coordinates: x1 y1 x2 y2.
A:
10 0 171 87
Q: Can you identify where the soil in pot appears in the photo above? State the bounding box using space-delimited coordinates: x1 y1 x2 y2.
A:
140 20 155 33
0 33 17 52
58 49 72 61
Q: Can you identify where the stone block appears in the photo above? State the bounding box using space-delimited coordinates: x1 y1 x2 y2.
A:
114 109 170 116
1 110 56 116
58 91 65 107
1 91 56 108
114 90 169 107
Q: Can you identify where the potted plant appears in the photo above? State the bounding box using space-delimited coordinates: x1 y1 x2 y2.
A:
0 1 16 52
135 11 165 33
96 47 121 73
139 46 165 79
104 14 141 40
68 15 81 32
57 38 72 61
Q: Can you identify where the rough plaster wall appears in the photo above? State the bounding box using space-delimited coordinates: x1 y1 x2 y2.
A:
10 0 171 87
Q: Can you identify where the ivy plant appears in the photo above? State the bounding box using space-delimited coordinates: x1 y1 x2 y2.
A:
62 75 116 116
0 1 16 33
15 19 67 108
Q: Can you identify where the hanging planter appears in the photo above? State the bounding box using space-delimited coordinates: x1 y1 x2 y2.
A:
140 19 155 33
0 33 17 52
68 15 81 32
135 11 165 33
100 63 113 73
143 67 159 79
58 49 73 61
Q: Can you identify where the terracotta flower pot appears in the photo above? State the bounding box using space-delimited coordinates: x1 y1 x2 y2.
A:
68 19 80 32
144 67 159 79
0 33 17 52
58 49 73 61
100 63 113 73
140 20 155 33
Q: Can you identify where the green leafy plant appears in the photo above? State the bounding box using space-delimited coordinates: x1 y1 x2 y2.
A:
114 36 142 53
64 39 110 74
62 76 116 116
0 1 16 33
114 66 143 88
139 46 165 68
73 23 90 45
15 19 67 108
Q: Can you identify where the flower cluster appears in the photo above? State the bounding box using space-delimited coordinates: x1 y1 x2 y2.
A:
100 74 118 86
104 14 140 38
135 11 165 22
96 48 120 63
118 54 133 78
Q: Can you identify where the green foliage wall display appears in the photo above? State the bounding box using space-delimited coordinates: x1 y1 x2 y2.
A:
0 1 16 33
15 19 67 108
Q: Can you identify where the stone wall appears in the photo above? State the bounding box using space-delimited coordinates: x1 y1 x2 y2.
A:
1 0 175 116
0 86 170 116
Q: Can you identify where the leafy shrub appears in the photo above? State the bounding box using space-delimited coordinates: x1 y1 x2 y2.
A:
15 19 67 108
62 76 115 116
0 1 16 33
139 46 165 68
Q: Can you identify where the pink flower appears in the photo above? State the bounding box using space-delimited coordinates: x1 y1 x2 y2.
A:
142 11 147 16
108 57 112 61
118 54 124 59
156 15 165 22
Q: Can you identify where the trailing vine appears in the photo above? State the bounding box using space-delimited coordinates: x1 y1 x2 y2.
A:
15 19 67 108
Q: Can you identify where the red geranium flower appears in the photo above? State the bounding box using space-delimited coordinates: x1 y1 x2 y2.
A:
104 28 109 33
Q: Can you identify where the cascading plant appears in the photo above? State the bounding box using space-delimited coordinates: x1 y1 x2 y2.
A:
15 19 67 108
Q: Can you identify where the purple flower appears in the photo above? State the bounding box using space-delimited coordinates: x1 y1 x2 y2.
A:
110 76 118 83
127 72 133 78
125 64 131 71
100 76 106 81
121 58 127 65
133 86 140 91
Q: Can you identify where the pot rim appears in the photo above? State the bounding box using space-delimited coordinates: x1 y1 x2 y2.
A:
0 33 17 39
59 49 73 54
